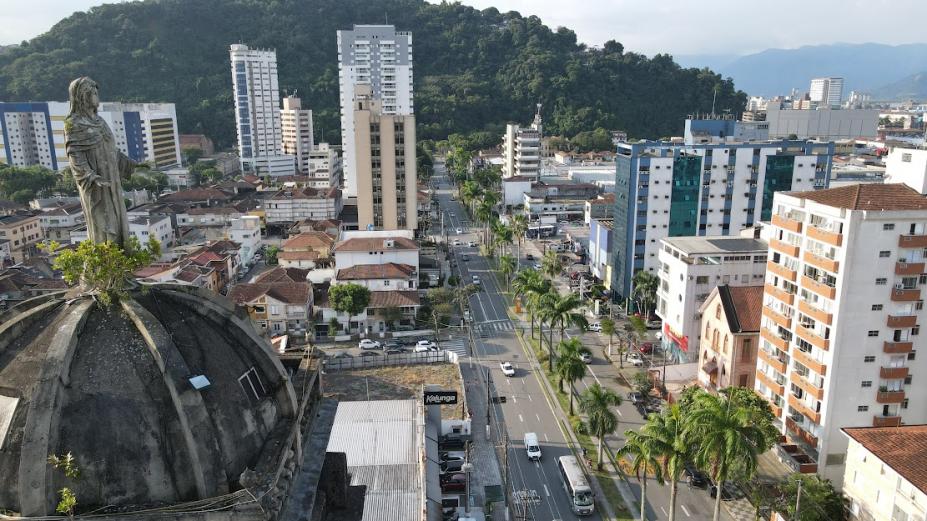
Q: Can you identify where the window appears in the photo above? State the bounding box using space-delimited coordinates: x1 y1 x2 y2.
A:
872 304 884 311
715 304 722 319
238 367 266 404
879 251 891 258
905 375 913 385
902 399 910 409
861 381 873 387
914 326 920 336
864 356 876 363
909 351 917 361
868 330 879 337
876 278 887 285
858 405 869 412
884 223 895 231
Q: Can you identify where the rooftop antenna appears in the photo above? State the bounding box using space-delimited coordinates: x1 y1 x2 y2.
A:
711 86 718 118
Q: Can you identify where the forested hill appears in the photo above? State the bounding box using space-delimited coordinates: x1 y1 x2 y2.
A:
0 0 745 148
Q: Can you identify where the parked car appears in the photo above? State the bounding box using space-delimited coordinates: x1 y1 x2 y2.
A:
440 459 465 473
461 254 469 262
626 353 644 366
414 340 438 352
440 473 467 493
455 227 463 234
525 254 535 261
588 322 602 332
472 275 481 285
360 351 381 357
647 319 662 330
440 453 465 464
468 241 477 247
330 351 352 359
358 339 381 350
439 434 466 451
453 239 461 246
639 342 654 354
709 481 740 501
500 361 516 376
684 463 709 488
580 352 593 364
627 391 645 405
534 263 543 270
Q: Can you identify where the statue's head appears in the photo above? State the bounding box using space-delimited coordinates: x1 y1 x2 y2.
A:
68 77 100 118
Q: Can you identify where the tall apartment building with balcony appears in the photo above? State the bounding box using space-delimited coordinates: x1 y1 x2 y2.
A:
337 25 413 197
280 96 314 174
756 183 927 484
502 109 542 179
610 139 834 300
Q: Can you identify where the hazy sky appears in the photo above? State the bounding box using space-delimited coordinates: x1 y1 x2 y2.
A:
3 0 927 56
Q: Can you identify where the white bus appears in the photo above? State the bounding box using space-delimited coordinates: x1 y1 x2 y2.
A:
557 456 595 515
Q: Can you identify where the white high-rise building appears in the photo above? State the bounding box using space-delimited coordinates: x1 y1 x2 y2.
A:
229 44 295 176
280 96 314 174
501 109 543 179
0 101 182 170
809 77 844 108
308 143 342 189
337 25 413 197
757 184 927 484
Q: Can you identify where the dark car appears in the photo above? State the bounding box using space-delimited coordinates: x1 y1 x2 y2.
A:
440 459 464 473
684 463 709 488
627 391 645 405
709 481 740 501
441 474 467 493
439 434 466 451
639 342 654 354
384 341 405 354
525 254 535 261
360 351 381 357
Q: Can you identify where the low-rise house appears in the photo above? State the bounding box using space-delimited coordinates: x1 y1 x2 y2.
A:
333 234 419 272
160 187 232 206
0 200 27 216
176 206 243 228
842 425 927 521
289 218 342 237
336 262 417 291
697 285 763 391
0 239 12 265
278 231 336 269
134 240 240 292
38 202 84 243
264 186 343 224
128 214 174 248
0 266 67 309
229 216 262 267
313 283 420 337
0 213 44 263
584 193 615 224
229 271 313 336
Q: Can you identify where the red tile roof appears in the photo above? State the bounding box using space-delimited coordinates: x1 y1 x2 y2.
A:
229 282 311 305
843 425 927 494
718 285 763 333
160 188 231 202
368 290 420 308
333 236 418 252
278 250 320 261
336 263 416 281
255 267 310 283
787 184 927 211
283 232 336 251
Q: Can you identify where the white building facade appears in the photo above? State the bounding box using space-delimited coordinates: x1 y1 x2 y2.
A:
656 236 769 362
280 96 314 174
307 143 342 189
337 25 413 197
502 111 542 179
756 184 927 484
264 186 343 223
229 44 295 176
810 77 844 108
229 215 262 267
885 148 927 194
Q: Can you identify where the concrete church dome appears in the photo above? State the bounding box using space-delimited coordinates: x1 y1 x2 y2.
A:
0 284 298 517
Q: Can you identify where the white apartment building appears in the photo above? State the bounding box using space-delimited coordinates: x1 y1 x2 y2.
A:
842 425 927 521
656 236 769 362
264 186 343 224
0 101 181 170
307 143 342 189
756 184 927 484
128 214 174 248
38 203 84 243
332 231 419 273
502 110 542 179
810 77 844 108
280 96 314 174
885 148 927 194
229 215 262 267
337 25 413 197
229 44 295 176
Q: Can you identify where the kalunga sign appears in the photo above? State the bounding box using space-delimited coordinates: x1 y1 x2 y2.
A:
424 391 458 405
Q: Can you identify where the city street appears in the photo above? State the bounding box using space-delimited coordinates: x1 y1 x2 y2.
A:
433 161 733 521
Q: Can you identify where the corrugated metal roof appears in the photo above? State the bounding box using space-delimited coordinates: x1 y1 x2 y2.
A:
327 400 425 521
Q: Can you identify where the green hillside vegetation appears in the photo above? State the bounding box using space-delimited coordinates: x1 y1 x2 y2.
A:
0 0 745 148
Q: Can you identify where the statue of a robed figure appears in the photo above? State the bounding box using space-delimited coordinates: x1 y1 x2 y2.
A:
65 77 136 248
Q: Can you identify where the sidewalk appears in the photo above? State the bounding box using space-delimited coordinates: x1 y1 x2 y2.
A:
459 360 506 521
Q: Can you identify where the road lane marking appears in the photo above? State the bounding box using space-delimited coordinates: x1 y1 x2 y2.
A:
536 413 541 422
681 504 691 517
543 485 550 497
587 364 603 385
544 433 549 442
527 394 532 401
512 396 517 404
616 408 622 417
662 506 668 516
518 414 524 422
535 461 540 469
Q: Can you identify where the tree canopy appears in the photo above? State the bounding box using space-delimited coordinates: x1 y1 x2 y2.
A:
327 283 371 317
0 0 745 148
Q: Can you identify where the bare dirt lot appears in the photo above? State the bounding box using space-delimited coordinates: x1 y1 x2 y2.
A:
323 363 465 418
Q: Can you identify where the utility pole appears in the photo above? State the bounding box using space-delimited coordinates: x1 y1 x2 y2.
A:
486 368 492 427
794 478 803 520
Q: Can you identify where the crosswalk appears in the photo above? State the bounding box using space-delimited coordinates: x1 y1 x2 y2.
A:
441 338 469 359
476 319 515 338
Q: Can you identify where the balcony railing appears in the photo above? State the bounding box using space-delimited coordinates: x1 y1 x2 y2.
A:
876 390 906 404
803 252 839 273
873 415 902 427
761 328 790 351
792 348 827 376
786 416 820 447
796 325 830 351
880 366 909 379
884 341 914 354
891 288 921 302
763 308 793 329
807 225 843 247
765 284 795 306
767 261 798 282
899 234 927 248
757 371 785 396
895 261 926 276
777 443 818 473
790 371 825 400
801 275 836 300
772 214 803 233
798 300 832 326
770 239 800 258
758 347 788 374
887 314 917 328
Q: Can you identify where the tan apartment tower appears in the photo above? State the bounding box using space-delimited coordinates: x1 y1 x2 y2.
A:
353 85 417 231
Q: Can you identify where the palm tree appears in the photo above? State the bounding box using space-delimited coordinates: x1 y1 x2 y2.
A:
513 269 545 337
620 315 647 368
475 200 494 247
541 250 563 279
496 223 514 258
511 214 529 265
498 254 517 291
617 429 665 521
556 338 588 413
685 391 777 521
460 180 482 215
644 404 689 521
601 317 616 358
545 293 588 371
580 383 622 470
632 270 659 317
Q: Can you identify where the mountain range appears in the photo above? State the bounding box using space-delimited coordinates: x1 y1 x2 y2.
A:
677 43 927 100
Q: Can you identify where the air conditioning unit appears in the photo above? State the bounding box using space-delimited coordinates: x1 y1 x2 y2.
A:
384 239 395 248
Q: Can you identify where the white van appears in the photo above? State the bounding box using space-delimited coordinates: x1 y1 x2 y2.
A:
524 432 542 461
